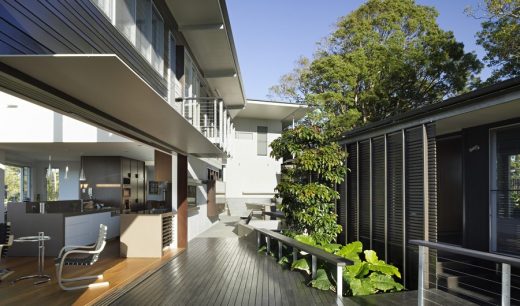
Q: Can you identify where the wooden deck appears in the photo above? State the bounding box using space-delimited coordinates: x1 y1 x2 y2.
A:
0 240 183 306
108 234 476 306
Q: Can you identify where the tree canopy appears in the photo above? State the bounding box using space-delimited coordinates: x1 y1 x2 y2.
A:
467 0 519 83
270 0 482 126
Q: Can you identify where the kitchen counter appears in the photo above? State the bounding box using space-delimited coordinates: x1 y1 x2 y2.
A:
7 202 120 256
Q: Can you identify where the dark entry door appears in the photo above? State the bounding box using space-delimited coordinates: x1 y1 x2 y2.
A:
437 136 464 245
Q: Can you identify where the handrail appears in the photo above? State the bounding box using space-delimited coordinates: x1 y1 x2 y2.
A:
409 240 520 267
410 240 516 306
254 227 351 297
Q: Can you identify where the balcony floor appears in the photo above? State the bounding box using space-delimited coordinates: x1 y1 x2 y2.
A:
109 220 475 306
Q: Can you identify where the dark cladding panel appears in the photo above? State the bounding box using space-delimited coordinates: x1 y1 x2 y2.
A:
359 140 371 247
337 144 348 244
387 131 404 270
372 136 385 257
347 143 358 243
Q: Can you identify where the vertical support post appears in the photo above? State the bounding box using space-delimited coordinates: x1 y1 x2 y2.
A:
336 265 343 297
219 101 224 146
369 138 373 249
402 129 407 287
356 142 360 241
293 247 298 262
422 125 429 288
38 231 44 274
384 134 388 261
502 263 511 306
311 255 317 279
278 241 283 260
418 245 426 306
266 236 271 254
257 231 261 249
213 99 218 138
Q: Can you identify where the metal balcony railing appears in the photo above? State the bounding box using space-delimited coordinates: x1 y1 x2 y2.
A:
173 97 235 155
410 240 520 306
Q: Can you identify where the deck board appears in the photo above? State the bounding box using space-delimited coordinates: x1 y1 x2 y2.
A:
109 234 476 306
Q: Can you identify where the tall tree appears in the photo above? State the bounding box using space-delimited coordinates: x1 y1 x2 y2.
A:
467 0 519 83
270 0 482 126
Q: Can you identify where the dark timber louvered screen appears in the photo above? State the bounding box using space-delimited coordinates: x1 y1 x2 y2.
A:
347 143 358 242
427 124 438 288
387 132 404 274
372 136 386 258
337 144 348 244
405 126 425 289
359 140 371 248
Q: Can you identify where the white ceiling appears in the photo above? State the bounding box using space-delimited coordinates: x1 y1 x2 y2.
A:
0 142 155 164
236 100 308 123
166 0 246 109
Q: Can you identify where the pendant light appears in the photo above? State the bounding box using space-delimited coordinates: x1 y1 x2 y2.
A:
46 155 52 178
64 165 69 180
79 156 86 181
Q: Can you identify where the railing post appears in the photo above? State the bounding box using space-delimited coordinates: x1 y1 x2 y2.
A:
278 241 283 260
311 255 317 279
418 245 426 306
266 236 271 255
336 265 343 297
256 231 261 249
502 263 511 306
293 247 298 263
219 101 224 146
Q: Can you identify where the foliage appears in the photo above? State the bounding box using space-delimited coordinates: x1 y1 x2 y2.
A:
292 237 403 296
310 269 334 291
4 166 21 203
291 258 310 274
270 0 482 125
467 0 519 83
278 256 290 267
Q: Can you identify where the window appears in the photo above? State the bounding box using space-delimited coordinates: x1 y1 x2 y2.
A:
257 126 268 156
168 33 176 105
136 0 152 61
491 125 520 256
4 165 30 203
184 54 193 98
45 168 60 201
93 0 114 20
115 0 136 44
151 5 164 75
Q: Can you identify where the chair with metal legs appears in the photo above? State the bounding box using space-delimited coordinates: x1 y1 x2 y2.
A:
55 224 109 290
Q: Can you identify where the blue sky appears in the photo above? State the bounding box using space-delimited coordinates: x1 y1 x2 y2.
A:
227 0 489 100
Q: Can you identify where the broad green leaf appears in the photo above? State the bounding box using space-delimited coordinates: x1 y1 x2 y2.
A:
369 261 401 278
349 278 376 296
364 250 378 264
278 256 289 266
335 241 362 262
322 243 342 253
294 234 317 246
257 245 266 253
344 262 369 279
310 269 333 290
291 258 310 274
368 273 403 292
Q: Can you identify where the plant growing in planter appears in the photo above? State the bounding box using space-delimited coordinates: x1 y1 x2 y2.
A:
288 235 403 296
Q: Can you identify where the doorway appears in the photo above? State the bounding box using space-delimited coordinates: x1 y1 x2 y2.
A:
437 135 464 245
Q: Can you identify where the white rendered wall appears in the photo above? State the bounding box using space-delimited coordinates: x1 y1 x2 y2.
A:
224 118 282 208
187 155 220 241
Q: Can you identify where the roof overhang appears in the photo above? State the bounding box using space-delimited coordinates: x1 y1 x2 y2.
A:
236 99 308 124
166 0 246 110
0 54 223 157
339 77 520 144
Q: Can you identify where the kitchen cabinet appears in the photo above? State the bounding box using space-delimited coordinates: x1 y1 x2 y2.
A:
81 156 146 212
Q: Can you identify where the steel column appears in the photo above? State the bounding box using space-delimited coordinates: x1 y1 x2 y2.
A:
502 263 511 306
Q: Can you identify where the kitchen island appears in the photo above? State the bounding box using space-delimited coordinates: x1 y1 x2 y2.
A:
7 202 120 257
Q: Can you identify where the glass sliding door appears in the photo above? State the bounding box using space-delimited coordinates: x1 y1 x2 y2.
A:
151 4 164 75
490 125 520 256
4 165 30 203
